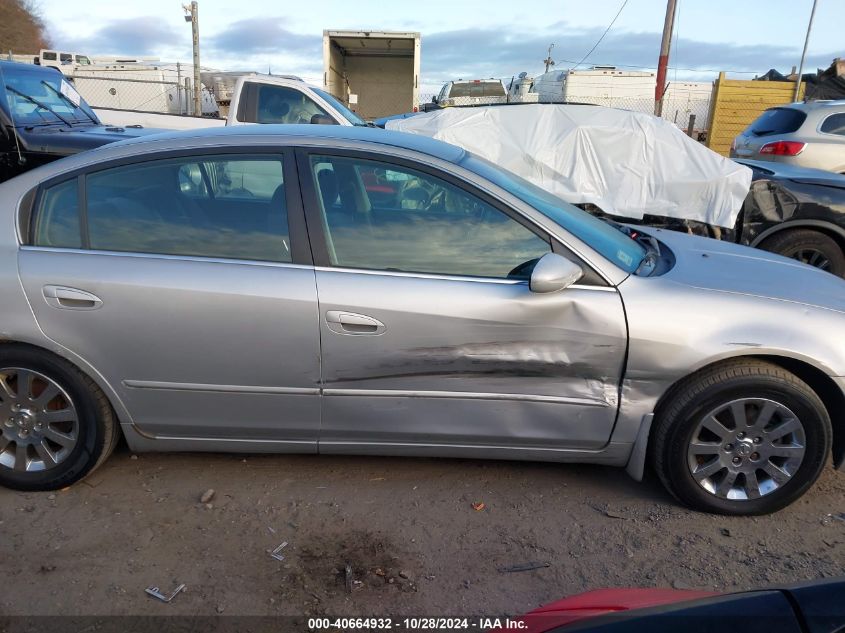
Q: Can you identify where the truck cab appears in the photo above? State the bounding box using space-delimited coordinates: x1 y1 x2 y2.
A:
36 50 92 73
227 74 368 126
434 79 508 107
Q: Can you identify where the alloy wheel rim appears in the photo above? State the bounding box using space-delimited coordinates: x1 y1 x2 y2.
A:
687 398 806 501
0 368 79 473
792 248 831 271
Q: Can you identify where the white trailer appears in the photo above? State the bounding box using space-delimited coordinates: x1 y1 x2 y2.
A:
662 81 713 131
531 67 656 107
72 63 219 116
323 30 420 119
529 67 712 131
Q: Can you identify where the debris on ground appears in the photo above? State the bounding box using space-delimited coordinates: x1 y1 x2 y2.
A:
144 583 186 603
497 562 551 573
200 489 215 504
270 541 288 561
344 563 353 593
721 528 732 537
471 502 485 511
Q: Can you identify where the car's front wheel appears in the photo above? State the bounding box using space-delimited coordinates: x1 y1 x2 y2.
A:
760 229 845 278
651 360 831 515
0 346 118 491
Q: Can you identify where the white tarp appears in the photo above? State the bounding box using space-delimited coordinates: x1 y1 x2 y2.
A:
387 104 752 228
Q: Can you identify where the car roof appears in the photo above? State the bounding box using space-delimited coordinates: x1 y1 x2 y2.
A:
773 99 845 113
103 124 467 162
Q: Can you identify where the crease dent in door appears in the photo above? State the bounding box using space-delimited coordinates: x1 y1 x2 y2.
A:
322 299 623 407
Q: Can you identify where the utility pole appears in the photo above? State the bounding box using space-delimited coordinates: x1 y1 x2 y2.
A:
183 2 201 116
654 0 677 116
543 43 555 73
793 0 819 102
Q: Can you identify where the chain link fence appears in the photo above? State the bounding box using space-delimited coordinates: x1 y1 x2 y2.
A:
417 92 711 139
70 74 219 116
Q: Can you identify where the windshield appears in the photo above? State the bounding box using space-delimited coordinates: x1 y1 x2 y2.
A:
1 66 97 125
460 153 647 273
312 87 368 126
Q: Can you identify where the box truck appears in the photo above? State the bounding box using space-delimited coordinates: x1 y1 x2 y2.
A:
323 30 420 120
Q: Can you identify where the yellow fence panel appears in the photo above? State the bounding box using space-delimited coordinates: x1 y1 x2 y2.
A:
706 72 805 156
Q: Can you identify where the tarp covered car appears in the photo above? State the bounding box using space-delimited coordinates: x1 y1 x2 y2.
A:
387 104 752 229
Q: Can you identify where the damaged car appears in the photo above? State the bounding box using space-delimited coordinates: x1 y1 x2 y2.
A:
386 104 845 277
0 125 843 515
592 159 845 278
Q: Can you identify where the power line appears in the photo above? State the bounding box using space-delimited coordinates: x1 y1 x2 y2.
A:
573 0 630 69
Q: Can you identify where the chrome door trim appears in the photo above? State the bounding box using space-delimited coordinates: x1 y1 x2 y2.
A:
20 246 315 270
123 380 319 396
314 266 618 291
322 388 610 407
151 435 316 445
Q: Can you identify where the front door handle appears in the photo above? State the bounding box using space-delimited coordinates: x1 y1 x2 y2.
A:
325 310 385 335
43 285 103 310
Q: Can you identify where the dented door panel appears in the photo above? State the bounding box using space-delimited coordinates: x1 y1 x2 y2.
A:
316 268 627 450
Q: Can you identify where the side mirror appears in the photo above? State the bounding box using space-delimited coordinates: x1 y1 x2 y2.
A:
529 253 583 293
431 96 438 104
311 113 338 125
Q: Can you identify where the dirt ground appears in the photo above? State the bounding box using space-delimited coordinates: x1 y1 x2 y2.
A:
1 444 844 620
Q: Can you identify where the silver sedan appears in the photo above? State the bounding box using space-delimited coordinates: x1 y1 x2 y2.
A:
1 125 844 515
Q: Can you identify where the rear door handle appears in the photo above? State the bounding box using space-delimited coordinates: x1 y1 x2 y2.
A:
325 310 385 335
42 285 103 310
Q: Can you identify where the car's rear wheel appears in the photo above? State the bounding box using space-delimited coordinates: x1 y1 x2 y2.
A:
651 360 831 515
759 229 845 277
0 346 118 491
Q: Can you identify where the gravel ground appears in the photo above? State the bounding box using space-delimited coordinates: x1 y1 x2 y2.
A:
1 445 843 619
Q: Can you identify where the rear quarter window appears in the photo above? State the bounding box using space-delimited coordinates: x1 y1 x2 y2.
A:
820 112 845 136
745 108 807 137
32 179 81 248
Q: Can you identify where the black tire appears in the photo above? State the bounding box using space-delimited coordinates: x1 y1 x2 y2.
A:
651 360 831 515
0 345 118 491
759 229 845 278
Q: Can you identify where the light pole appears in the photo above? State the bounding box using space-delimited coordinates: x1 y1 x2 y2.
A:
654 0 678 116
543 43 555 73
183 2 201 116
793 0 819 102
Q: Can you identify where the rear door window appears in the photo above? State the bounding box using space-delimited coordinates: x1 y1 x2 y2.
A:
820 113 845 136
32 155 292 263
745 108 807 137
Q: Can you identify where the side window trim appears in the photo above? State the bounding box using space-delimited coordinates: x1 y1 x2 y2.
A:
294 147 606 286
78 173 90 249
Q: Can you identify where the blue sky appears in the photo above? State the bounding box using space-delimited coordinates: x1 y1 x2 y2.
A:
38 0 844 95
